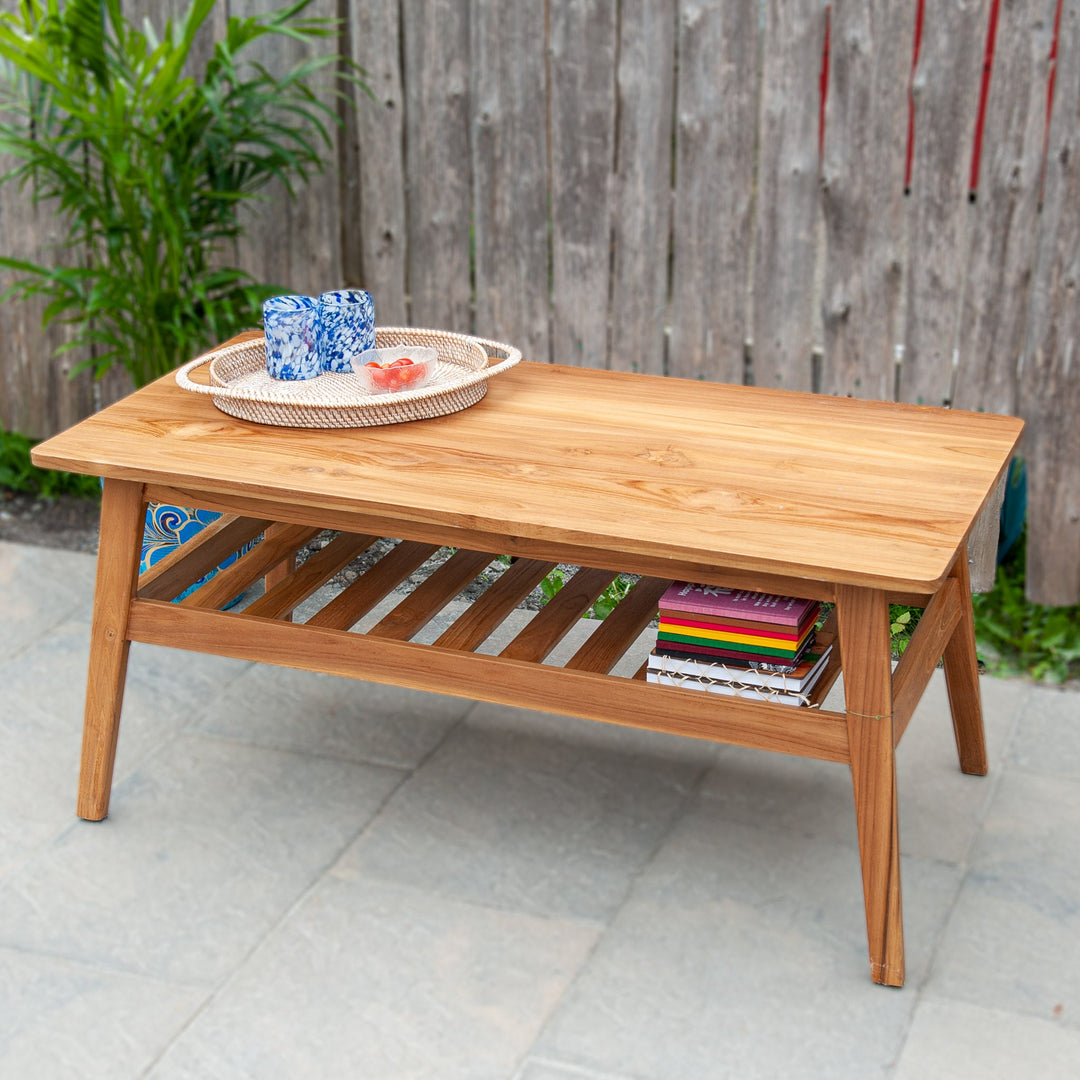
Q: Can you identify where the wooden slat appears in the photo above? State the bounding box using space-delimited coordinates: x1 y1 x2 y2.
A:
901 0 991 406
891 578 963 746
472 1 550 363
137 515 270 601
1020 0 1080 605
751 0 822 392
820 0 912 400
126 599 853 763
262 522 298 622
668 0 759 382
234 0 341 297
307 540 441 631
434 557 557 651
0 146 94 437
608 0 675 375
501 566 617 663
369 548 498 640
549 0 617 367
402 0 471 330
565 575 671 674
179 524 322 610
145 481 844 599
243 532 377 621
954 0 1051 418
349 0 408 322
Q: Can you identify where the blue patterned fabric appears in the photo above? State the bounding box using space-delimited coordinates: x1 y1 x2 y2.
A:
317 289 375 373
263 294 320 380
142 503 254 606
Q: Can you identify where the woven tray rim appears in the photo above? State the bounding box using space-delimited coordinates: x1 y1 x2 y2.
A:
174 328 520 413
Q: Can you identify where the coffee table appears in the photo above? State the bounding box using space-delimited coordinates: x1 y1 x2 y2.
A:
32 334 1023 986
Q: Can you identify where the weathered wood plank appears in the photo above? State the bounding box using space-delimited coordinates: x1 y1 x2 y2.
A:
402 0 472 332
668 0 759 383
608 0 675 375
1020 0 1080 605
752 0 823 392
471 1 550 362
348 0 408 322
234 0 343 298
549 0 617 368
820 0 912 401
953 0 1053 418
0 163 95 437
901 0 991 406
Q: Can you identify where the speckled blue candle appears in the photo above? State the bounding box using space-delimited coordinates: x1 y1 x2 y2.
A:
263 294 320 380
318 289 375 373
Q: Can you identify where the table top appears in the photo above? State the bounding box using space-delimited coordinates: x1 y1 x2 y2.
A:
33 352 1023 591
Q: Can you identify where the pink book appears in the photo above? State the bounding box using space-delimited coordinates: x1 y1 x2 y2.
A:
659 581 818 628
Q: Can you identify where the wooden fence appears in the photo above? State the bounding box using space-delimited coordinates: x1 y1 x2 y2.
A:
2 0 1078 604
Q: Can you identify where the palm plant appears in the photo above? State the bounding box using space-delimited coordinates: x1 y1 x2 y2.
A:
0 0 361 387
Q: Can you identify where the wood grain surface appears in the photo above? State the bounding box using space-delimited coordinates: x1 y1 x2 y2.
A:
350 0 409 323
901 0 990 407
32 356 1022 592
549 0 618 370
752 0 822 393
608 0 675 375
668 0 758 382
1020 0 1080 605
403 0 472 332
820 0 911 401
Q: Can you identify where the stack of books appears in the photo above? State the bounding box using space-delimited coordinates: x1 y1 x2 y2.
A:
647 581 832 706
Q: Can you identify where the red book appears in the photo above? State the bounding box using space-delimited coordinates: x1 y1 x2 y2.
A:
659 582 818 628
657 606 819 637
659 615 807 643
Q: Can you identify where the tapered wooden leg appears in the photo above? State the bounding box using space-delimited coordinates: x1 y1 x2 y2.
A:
77 479 147 820
942 544 988 775
836 585 905 987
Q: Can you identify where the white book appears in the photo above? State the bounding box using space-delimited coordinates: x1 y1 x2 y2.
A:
647 644 832 694
646 670 814 707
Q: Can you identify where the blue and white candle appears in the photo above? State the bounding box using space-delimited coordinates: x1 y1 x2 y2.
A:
263 295 320 380
317 289 375 374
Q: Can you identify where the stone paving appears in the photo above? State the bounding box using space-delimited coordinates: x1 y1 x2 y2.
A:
2 538 1079 1079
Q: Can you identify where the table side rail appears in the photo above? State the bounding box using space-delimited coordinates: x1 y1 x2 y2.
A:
126 599 852 764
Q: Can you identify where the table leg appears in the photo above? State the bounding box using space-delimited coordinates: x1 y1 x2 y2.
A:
942 544 988 775
77 478 147 821
836 584 905 987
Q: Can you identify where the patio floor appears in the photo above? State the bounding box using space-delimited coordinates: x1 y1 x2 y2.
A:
2 538 1079 1079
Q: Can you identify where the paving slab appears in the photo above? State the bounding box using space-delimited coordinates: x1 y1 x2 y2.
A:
0 627 248 881
0 947 206 1080
893 997 1080 1079
1006 682 1080 780
533 797 964 1080
0 542 96 655
145 877 599 1080
0 734 404 985
699 669 1028 865
191 661 473 770
333 709 707 922
925 768 1080 1025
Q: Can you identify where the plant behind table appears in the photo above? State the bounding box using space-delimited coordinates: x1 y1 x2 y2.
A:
0 0 360 388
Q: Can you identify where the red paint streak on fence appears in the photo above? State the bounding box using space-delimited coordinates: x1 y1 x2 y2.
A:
969 0 1001 198
819 5 831 166
1040 0 1065 205
905 0 926 192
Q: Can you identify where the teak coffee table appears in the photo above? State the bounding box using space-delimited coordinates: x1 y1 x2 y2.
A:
32 335 1024 986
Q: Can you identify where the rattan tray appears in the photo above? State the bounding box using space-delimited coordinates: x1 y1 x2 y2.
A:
174 327 521 428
